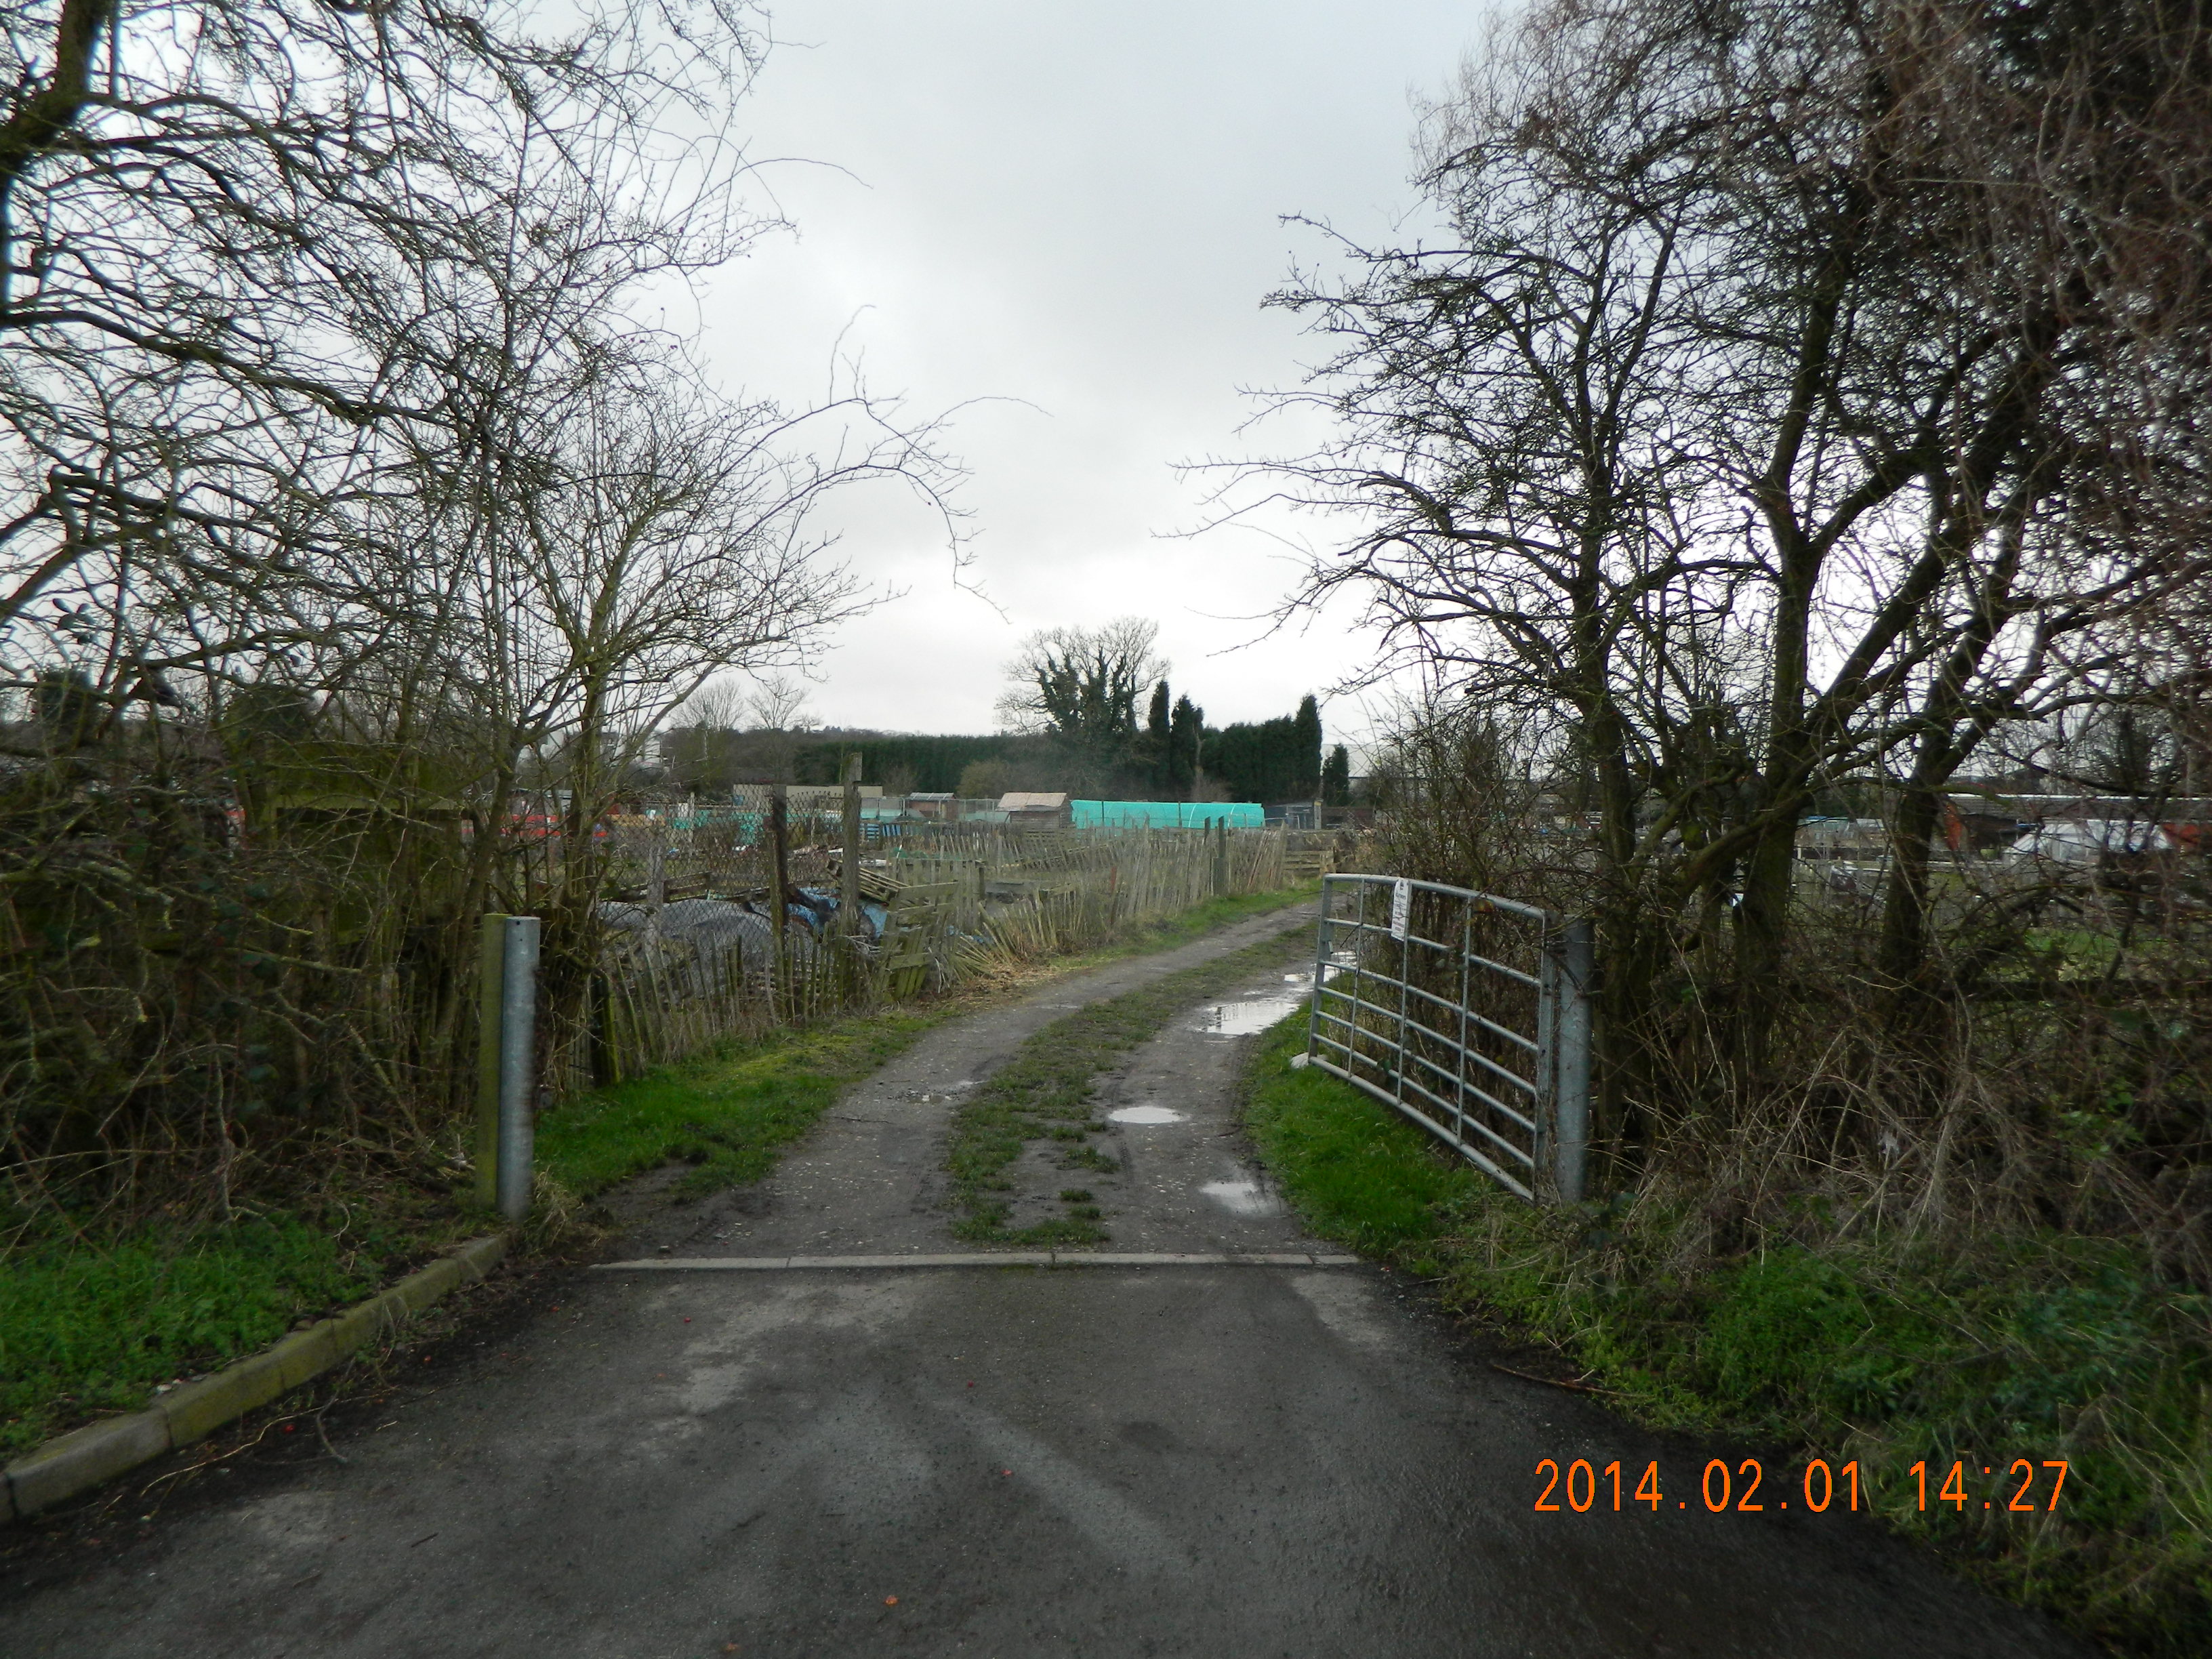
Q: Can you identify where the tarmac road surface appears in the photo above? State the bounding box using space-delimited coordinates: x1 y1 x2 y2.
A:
0 907 2091 1658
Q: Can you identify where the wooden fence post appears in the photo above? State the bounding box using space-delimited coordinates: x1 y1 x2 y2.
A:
840 753 862 933
840 753 863 1002
770 781 790 1018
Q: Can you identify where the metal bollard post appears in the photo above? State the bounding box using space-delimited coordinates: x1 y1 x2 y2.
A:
1535 930 1559 1189
1551 917 1595 1205
474 913 541 1221
495 915 541 1222
474 915 504 1211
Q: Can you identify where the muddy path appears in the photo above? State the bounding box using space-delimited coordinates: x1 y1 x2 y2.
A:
597 901 1324 1260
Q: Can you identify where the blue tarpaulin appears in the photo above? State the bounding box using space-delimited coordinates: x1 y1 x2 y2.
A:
1071 800 1266 830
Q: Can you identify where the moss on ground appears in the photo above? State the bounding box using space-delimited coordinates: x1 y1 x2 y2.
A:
1242 1010 2212 1658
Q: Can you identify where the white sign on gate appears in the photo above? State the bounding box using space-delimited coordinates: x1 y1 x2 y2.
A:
1389 879 1412 941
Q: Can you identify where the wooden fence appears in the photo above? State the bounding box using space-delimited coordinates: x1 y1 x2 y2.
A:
545 822 1297 1091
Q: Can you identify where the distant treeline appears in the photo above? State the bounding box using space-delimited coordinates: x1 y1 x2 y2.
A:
661 694 1336 804
787 734 1055 794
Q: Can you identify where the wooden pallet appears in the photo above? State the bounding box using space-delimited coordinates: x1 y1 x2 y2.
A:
880 878 958 998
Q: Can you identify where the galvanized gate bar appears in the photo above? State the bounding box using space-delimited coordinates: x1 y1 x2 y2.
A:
1305 874 1592 1206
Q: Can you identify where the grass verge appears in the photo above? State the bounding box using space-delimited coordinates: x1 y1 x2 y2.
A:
1242 1011 2212 1658
0 1206 467 1458
535 1006 949 1199
945 924 1314 1244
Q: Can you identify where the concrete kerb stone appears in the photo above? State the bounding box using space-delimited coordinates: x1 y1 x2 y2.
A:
391 1255 467 1313
1 1233 509 1524
159 1347 291 1449
451 1234 506 1282
4 1412 172 1517
270 1324 340 1390
327 1289 407 1356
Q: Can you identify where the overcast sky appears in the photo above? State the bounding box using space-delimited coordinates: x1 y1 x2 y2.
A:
680 2 1496 743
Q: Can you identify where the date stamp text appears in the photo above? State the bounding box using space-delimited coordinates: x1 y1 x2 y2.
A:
1532 1457 2068 1515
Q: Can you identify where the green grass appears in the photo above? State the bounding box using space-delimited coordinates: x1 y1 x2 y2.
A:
945 925 1315 1243
0 1014 950 1461
1242 1011 2212 1658
0 1213 439 1456
1092 884 1319 956
1242 1019 1484 1268
536 1007 951 1199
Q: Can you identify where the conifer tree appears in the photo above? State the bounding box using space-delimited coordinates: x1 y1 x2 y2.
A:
1168 695 1204 798
1322 744 1351 806
1145 680 1172 792
1293 695 1323 797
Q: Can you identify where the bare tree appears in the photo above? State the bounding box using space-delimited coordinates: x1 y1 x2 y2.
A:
0 0 780 708
745 673 819 737
0 0 969 1208
684 678 746 729
1253 0 2212 1130
996 617 1165 740
1247 2 1747 1139
994 617 1167 795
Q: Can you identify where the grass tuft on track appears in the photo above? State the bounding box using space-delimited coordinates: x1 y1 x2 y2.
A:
944 925 1315 1244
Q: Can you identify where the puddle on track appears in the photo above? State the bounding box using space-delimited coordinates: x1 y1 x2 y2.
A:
1108 1104 1187 1125
1200 1175 1287 1217
1189 966 1351 1037
1191 998 1304 1036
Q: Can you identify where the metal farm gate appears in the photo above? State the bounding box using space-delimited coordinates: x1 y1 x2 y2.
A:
1305 874 1593 1204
